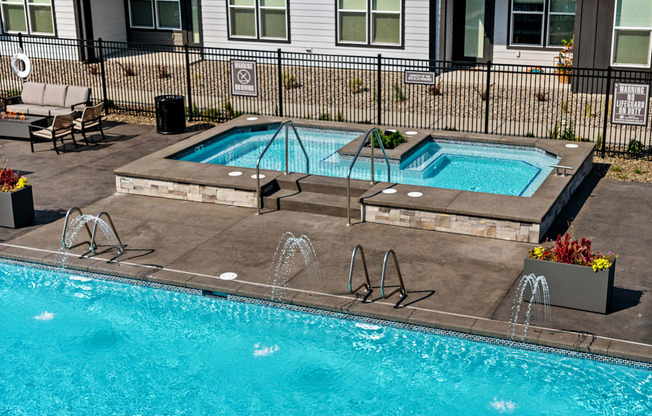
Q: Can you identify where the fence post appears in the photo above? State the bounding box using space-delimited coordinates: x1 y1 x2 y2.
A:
185 44 193 122
601 67 612 157
277 48 283 117
377 54 382 125
484 60 492 134
18 32 23 50
98 38 109 115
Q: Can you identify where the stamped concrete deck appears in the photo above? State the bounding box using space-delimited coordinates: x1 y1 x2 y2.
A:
0 122 650 363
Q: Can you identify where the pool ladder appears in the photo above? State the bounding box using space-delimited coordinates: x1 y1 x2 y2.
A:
348 245 407 300
61 207 125 256
256 120 310 215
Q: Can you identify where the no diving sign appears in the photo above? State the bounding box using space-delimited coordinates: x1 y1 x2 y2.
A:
231 60 258 97
611 82 650 126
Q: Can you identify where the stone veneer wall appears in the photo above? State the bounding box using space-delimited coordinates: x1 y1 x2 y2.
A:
116 176 256 208
364 206 541 243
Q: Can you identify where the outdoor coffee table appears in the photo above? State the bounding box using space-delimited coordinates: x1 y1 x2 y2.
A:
0 113 49 140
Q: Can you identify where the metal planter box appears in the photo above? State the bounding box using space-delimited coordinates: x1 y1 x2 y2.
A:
523 257 616 314
0 186 35 228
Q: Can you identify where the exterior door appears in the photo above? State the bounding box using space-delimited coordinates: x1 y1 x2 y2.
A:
184 0 202 46
452 0 493 62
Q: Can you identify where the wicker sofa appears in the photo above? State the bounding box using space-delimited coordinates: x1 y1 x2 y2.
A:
2 82 91 117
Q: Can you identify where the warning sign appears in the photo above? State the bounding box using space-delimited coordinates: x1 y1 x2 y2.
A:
231 60 258 97
611 82 650 126
404 71 436 85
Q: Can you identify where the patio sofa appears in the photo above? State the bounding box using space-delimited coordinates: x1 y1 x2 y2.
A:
2 82 91 117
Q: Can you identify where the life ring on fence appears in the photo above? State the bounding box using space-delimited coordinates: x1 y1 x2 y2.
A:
11 52 32 79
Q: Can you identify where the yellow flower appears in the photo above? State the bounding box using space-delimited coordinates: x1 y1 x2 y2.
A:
15 177 28 189
532 246 545 259
592 258 611 272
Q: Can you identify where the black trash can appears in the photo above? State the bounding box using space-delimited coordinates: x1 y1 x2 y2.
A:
155 95 186 134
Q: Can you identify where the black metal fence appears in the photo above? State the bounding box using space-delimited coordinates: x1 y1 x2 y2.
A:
2 34 651 156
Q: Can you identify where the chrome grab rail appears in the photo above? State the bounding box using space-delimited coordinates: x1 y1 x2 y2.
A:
91 212 125 255
348 245 371 294
380 249 407 299
256 120 310 215
347 128 391 226
549 164 574 176
61 207 93 251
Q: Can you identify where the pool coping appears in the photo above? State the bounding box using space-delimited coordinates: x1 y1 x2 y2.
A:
1 245 651 367
113 115 594 243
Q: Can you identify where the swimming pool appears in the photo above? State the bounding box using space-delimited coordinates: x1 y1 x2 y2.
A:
172 126 559 197
1 261 649 415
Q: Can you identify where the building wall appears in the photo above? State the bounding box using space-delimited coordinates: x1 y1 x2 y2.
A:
491 0 560 67
53 0 79 39
91 0 127 42
201 0 435 60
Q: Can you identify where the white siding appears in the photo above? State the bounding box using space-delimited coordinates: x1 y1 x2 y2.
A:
91 0 127 42
54 0 78 39
492 0 559 67
201 0 433 60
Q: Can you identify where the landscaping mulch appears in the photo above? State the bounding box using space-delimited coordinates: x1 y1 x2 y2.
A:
593 155 652 184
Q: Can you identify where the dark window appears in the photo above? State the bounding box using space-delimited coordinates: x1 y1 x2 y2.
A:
510 0 575 47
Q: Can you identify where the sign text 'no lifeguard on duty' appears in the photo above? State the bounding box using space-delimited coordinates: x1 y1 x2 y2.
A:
611 82 650 126
231 60 258 97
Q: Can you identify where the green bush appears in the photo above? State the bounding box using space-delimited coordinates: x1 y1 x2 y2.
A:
627 139 643 155
318 113 332 121
349 78 363 94
282 73 297 90
367 128 406 149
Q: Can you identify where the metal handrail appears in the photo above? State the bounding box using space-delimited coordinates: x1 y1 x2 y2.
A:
256 120 310 215
347 128 391 225
380 249 407 299
549 164 574 176
91 212 125 255
348 245 371 294
61 207 94 251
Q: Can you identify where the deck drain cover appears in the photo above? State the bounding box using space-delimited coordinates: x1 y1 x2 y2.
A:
407 191 423 198
251 174 266 179
246 116 259 121
382 188 398 194
228 171 243 177
219 272 238 280
565 143 579 148
405 131 418 136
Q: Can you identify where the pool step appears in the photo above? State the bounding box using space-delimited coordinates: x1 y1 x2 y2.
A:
263 190 362 219
274 173 373 197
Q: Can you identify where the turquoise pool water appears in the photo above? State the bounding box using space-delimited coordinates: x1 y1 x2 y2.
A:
173 127 559 196
1 261 650 415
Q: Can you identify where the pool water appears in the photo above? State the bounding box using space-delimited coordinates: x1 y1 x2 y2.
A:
1 262 650 415
174 127 559 196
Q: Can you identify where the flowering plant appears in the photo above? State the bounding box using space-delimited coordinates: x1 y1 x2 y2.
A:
528 233 616 272
0 167 28 192
556 37 574 75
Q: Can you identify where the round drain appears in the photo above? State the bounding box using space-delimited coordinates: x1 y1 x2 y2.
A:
251 174 266 179
407 191 423 198
219 272 238 280
405 131 418 136
382 188 398 194
565 143 579 148
246 116 259 121
228 171 243 177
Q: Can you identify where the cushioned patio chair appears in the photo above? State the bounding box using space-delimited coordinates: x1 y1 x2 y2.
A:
30 112 78 154
73 103 105 144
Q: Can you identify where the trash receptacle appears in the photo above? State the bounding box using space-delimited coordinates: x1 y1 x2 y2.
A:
155 95 186 134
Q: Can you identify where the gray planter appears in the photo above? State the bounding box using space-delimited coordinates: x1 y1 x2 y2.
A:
523 257 616 314
0 186 35 228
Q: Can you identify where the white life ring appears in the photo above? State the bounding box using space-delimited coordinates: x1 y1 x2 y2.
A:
11 52 32 79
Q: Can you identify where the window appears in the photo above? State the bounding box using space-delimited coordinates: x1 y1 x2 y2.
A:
510 0 575 47
129 0 181 30
1 0 54 35
612 0 652 67
337 0 402 46
227 0 288 41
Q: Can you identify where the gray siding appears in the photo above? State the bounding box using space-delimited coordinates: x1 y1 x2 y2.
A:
91 0 127 42
53 0 78 39
202 0 434 60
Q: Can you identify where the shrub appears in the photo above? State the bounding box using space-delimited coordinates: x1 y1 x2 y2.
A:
427 82 442 96
633 166 644 175
524 132 536 138
392 83 406 102
548 121 578 141
349 78 363 94
366 128 406 150
116 62 136 76
318 113 332 121
443 126 458 131
535 91 547 102
609 165 622 172
87 63 100 75
473 83 494 101
282 73 296 90
157 65 170 79
335 111 345 122
627 139 643 155
222 100 243 118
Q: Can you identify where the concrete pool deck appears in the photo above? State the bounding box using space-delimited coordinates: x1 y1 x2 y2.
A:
0 122 650 364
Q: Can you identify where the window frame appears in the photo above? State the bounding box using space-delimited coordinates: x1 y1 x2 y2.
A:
336 0 404 49
226 0 290 43
508 0 575 48
610 0 652 68
128 0 182 31
0 0 56 36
